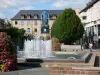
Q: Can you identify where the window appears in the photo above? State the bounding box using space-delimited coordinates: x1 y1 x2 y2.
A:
34 20 37 25
27 28 30 32
82 16 87 20
34 14 38 19
27 15 31 19
21 21 24 25
44 28 47 32
21 15 25 19
34 28 37 32
98 25 100 36
27 21 30 25
15 21 18 25
52 14 57 19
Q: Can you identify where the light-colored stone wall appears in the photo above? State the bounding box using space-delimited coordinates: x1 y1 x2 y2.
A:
80 1 100 38
11 20 54 37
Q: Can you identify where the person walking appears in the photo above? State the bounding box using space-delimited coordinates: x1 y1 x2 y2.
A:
89 42 93 52
16 45 20 51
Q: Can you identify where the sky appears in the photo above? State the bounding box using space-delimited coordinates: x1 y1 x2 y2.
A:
0 0 90 19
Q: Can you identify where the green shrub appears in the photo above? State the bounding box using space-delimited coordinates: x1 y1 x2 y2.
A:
51 8 84 44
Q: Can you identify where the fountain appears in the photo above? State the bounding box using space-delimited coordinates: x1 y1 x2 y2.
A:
19 37 83 60
17 36 91 61
24 37 52 58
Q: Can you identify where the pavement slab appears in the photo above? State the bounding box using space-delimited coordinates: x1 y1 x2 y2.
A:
0 68 50 75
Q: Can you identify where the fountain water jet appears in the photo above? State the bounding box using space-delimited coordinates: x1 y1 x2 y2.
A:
24 37 52 58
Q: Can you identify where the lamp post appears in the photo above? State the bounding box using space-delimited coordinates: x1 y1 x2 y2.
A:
93 34 99 48
81 33 85 50
80 38 83 50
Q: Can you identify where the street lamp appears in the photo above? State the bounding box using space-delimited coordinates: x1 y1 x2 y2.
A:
81 33 85 50
93 34 99 48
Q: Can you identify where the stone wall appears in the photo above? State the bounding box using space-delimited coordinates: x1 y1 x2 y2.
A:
61 45 83 51
50 66 100 75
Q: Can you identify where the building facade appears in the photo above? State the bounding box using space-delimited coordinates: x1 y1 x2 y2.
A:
80 0 100 45
11 9 81 37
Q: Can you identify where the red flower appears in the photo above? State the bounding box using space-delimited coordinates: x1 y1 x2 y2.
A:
0 32 17 72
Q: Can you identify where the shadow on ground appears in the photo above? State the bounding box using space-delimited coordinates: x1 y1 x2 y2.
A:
17 59 44 70
94 56 99 67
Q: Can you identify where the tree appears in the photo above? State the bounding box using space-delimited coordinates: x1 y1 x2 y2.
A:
51 8 84 44
7 27 25 38
5 22 25 49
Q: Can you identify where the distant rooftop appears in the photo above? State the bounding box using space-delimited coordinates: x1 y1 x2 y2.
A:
11 10 63 20
79 0 99 13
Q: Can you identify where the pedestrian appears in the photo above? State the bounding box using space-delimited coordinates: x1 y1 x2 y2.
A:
17 45 20 51
89 42 93 52
84 42 87 49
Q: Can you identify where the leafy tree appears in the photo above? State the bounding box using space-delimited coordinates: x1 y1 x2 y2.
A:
5 22 25 49
4 21 25 38
51 8 84 44
7 27 25 38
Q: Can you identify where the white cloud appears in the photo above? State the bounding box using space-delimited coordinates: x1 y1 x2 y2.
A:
0 0 52 9
0 0 16 9
0 0 87 9
53 0 86 8
19 6 34 10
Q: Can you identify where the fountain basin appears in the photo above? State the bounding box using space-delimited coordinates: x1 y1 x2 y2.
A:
25 52 90 63
18 52 95 65
40 52 96 68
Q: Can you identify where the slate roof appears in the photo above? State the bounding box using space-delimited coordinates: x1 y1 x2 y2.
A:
79 0 99 13
11 10 63 20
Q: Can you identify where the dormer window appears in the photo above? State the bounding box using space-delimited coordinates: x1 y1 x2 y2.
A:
21 15 25 19
52 14 57 19
27 14 31 19
34 14 38 19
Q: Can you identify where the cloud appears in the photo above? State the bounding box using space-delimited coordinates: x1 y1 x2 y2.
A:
0 0 52 9
53 0 86 8
0 0 88 19
19 6 35 10
0 0 16 9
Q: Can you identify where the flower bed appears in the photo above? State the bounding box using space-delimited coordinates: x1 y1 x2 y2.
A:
52 38 61 51
0 32 17 72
